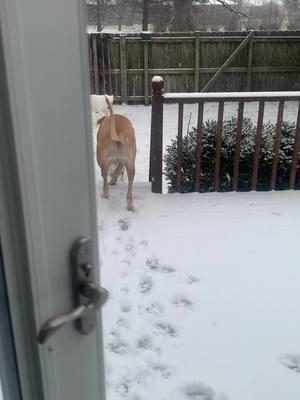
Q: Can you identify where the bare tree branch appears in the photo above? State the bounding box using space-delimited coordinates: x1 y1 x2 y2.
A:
214 0 252 19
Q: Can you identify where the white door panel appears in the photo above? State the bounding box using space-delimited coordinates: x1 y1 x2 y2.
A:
0 1 105 399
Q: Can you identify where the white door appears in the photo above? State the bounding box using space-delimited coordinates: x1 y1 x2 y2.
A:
0 1 106 399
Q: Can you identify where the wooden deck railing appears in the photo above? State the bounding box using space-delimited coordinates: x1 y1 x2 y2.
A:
149 77 300 193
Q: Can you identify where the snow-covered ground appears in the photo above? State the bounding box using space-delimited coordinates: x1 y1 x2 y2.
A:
93 102 300 400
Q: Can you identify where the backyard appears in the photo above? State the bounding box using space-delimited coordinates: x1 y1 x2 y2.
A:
93 102 300 400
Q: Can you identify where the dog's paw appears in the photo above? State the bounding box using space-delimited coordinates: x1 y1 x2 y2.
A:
109 180 117 186
101 192 109 199
126 204 135 212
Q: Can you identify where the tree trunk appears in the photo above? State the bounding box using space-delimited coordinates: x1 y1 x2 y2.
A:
170 0 194 32
96 0 103 32
142 0 150 31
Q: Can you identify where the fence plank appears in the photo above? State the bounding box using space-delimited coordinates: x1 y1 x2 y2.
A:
251 100 265 190
194 32 200 92
92 35 100 95
214 101 224 191
107 40 113 94
144 41 149 106
232 101 245 191
289 101 300 189
195 102 204 192
176 103 184 192
101 38 106 93
246 39 253 91
201 31 255 92
120 35 128 104
150 78 164 193
271 100 285 190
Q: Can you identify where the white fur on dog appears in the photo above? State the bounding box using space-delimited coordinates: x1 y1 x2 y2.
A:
90 94 114 116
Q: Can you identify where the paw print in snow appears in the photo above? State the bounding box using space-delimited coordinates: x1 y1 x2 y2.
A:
107 336 129 355
118 218 129 231
154 322 177 338
187 275 201 284
116 317 130 329
151 363 172 379
139 276 154 294
182 382 215 400
146 256 175 274
280 354 300 374
120 301 131 313
171 294 193 308
136 335 153 351
146 256 159 270
162 265 176 274
145 301 164 316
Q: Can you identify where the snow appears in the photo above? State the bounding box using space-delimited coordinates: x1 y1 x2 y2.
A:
164 91 300 99
98 186 300 400
152 76 164 83
93 101 300 400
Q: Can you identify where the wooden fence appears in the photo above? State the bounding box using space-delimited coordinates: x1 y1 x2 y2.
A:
149 78 300 194
88 31 300 104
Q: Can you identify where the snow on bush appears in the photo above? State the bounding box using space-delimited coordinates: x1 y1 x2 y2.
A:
164 118 300 193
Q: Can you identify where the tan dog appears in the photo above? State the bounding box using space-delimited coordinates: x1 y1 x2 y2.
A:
96 97 136 211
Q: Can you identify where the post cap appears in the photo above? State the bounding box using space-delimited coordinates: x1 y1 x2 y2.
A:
152 76 164 95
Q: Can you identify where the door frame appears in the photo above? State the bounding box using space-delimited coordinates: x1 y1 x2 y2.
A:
0 23 44 399
0 1 106 399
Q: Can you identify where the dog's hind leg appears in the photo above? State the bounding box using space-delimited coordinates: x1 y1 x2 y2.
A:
109 161 124 185
100 163 109 199
125 162 135 211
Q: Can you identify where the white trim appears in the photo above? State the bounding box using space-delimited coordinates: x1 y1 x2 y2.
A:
164 91 300 99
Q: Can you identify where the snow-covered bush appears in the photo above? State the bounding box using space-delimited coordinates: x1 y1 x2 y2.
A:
164 118 299 193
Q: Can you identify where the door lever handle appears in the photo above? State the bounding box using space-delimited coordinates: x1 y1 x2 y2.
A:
37 237 108 344
37 282 108 344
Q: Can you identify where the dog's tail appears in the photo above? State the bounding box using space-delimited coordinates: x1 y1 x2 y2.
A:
105 95 123 142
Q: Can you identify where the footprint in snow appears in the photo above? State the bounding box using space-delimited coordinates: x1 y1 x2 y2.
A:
125 241 134 252
127 395 142 400
150 362 172 379
139 240 148 248
116 317 130 329
136 335 153 351
144 301 164 316
182 382 216 400
187 275 201 284
146 256 176 274
171 294 193 308
162 265 176 274
120 301 132 313
208 203 224 208
272 211 283 216
136 336 161 355
118 218 129 231
153 322 177 338
124 238 136 257
146 256 159 270
122 259 131 267
280 354 300 374
114 378 131 396
139 276 154 294
107 334 129 355
248 202 262 208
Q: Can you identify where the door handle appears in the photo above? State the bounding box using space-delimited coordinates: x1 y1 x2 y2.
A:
37 282 108 344
37 238 108 344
